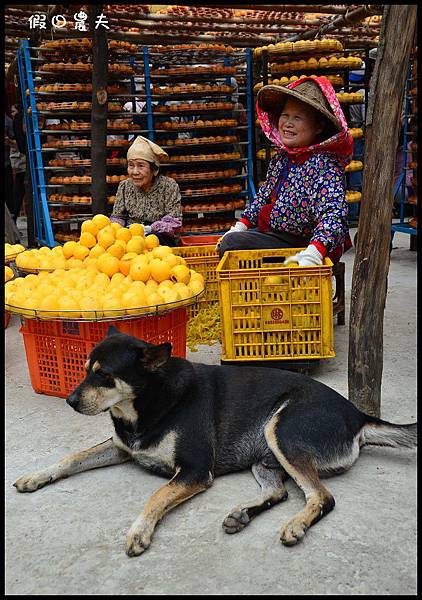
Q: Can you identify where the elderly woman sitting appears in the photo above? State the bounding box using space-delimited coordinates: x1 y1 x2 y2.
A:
218 77 354 265
110 136 182 246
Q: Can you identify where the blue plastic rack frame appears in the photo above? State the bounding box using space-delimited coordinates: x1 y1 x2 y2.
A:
143 47 155 141
17 40 56 247
245 47 256 201
391 63 417 239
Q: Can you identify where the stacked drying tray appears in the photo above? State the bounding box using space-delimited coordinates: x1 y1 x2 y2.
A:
28 37 141 243
253 39 365 209
146 43 249 236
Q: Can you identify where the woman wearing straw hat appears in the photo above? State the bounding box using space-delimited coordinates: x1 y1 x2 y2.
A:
110 136 182 246
218 76 354 266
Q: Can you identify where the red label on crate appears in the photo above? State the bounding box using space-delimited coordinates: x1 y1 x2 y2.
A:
262 305 291 329
271 308 284 320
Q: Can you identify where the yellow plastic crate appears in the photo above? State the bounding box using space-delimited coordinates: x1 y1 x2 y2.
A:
216 248 335 362
173 245 220 318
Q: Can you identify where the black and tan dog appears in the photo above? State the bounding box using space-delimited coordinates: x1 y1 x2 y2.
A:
14 328 417 557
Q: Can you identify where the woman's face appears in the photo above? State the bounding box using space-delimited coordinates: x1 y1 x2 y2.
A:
127 159 154 189
278 97 324 148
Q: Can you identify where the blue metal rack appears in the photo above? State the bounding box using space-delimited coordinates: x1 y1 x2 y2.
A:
17 40 144 247
141 46 257 234
142 47 155 140
343 46 372 225
18 40 257 242
245 48 257 199
391 61 417 240
17 40 56 247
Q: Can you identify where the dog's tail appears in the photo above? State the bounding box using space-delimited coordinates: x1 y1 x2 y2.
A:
362 415 417 449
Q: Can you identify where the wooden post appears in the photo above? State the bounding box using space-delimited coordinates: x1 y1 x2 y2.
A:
89 5 108 215
348 5 417 417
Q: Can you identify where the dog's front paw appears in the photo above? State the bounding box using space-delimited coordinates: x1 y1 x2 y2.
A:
125 523 152 557
280 516 308 546
222 508 250 534
13 472 53 493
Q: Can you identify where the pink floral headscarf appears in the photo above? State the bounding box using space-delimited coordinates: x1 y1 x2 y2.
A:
257 76 353 167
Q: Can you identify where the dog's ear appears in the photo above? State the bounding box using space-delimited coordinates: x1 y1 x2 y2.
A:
107 325 120 337
141 343 172 372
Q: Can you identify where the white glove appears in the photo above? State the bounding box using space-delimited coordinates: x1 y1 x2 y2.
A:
284 244 324 267
215 221 248 249
143 224 152 235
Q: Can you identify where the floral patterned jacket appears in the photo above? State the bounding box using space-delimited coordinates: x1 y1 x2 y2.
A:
111 175 182 226
241 151 348 252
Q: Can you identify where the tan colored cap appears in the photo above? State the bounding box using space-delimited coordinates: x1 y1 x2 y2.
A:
257 80 341 131
127 135 169 166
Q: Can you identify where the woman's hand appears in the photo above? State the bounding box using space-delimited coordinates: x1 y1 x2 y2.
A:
109 216 126 227
150 216 182 237
284 244 324 267
215 221 248 250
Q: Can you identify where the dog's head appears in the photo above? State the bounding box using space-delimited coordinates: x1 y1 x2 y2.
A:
66 326 172 415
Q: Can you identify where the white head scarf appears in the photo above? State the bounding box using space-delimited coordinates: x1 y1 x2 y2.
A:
127 136 168 174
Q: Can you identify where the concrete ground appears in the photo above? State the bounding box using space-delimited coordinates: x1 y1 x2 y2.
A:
5 228 417 595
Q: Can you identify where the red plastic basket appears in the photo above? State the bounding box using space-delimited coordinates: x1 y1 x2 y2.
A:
180 235 221 246
20 308 187 398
